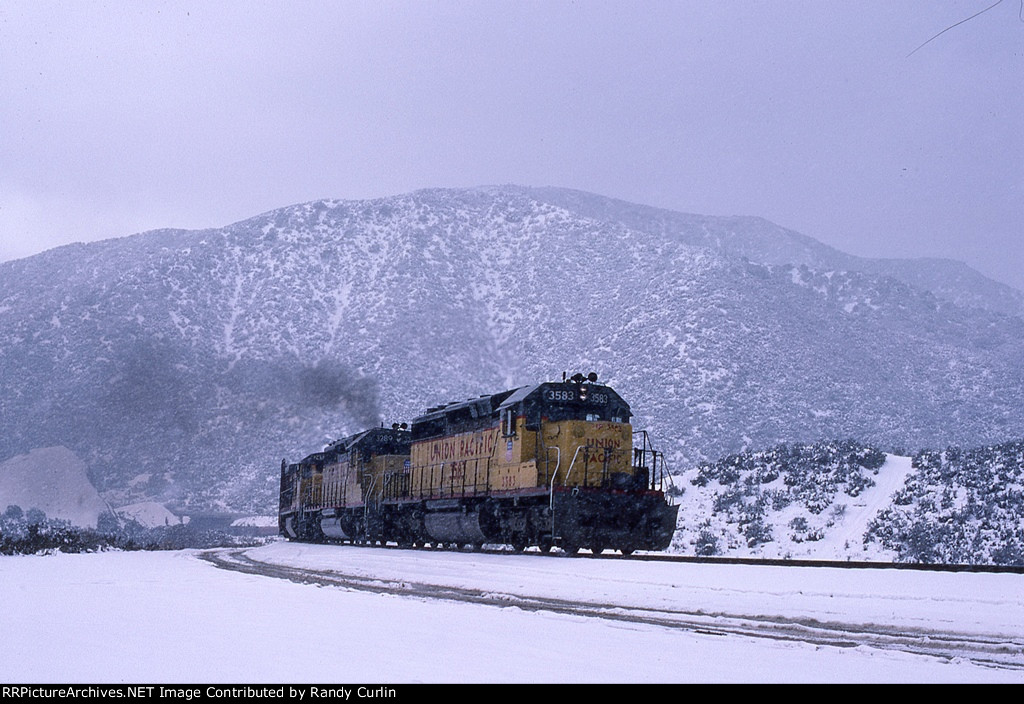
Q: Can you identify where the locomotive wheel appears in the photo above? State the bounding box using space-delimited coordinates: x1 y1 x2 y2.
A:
590 545 605 556
512 540 527 552
538 537 554 553
562 543 580 556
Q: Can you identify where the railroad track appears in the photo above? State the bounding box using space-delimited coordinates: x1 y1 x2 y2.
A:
201 547 1024 672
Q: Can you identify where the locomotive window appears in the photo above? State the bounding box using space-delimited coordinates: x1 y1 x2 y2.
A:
543 404 595 422
539 398 630 424
502 409 516 437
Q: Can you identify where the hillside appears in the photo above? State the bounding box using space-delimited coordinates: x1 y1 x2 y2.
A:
670 439 1024 566
0 447 107 528
865 440 1024 565
1 186 1022 514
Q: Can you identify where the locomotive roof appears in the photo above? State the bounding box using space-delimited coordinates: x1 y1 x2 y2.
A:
500 380 629 411
323 425 411 455
414 387 518 424
494 383 542 411
295 450 328 466
412 379 628 425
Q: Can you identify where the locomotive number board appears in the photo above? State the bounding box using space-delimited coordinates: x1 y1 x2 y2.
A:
542 387 609 405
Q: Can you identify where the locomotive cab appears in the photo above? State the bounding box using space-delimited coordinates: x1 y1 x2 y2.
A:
505 378 638 492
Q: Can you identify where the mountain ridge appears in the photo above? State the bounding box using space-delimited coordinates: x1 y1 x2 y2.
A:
1 186 1022 513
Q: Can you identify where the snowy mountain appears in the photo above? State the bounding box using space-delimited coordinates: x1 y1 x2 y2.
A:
1 186 1022 515
528 186 1024 316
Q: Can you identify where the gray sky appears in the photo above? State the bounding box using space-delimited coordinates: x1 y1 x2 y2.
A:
2 1 1022 289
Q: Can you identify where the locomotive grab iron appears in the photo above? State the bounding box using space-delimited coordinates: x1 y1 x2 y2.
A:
279 374 678 554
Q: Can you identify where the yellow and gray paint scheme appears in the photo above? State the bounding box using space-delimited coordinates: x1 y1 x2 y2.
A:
279 376 678 554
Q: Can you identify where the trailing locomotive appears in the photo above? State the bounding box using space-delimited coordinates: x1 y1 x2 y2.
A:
279 374 678 554
278 425 413 543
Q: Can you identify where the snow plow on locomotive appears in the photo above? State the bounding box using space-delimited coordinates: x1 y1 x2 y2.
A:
279 375 678 554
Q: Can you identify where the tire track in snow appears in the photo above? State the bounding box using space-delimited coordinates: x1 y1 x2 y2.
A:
201 548 1024 671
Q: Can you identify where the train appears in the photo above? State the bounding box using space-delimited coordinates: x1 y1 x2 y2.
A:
278 374 678 554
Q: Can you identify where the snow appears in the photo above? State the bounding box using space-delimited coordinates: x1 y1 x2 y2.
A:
1 542 1021 683
115 501 186 528
0 447 107 528
672 453 920 561
771 453 917 560
230 515 276 528
835 454 915 545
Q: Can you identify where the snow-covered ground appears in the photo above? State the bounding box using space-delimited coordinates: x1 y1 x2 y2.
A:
116 501 188 528
1 542 1021 683
670 452 920 560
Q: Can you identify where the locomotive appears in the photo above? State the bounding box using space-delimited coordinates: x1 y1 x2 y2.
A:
278 374 678 554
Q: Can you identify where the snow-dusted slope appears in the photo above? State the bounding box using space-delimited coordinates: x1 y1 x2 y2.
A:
1 187 1022 513
671 448 918 560
115 501 186 528
830 455 916 554
527 186 1024 316
0 447 107 528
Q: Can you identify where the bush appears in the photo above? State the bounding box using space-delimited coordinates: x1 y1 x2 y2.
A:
694 527 720 556
0 507 270 555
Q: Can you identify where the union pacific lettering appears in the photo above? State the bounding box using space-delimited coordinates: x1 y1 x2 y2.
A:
585 422 627 434
427 428 498 463
586 437 623 449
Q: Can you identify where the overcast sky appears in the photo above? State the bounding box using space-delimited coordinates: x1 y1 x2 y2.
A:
1 1 1021 289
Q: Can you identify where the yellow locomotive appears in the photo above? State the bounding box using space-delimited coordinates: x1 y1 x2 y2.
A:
279 374 678 554
278 426 412 542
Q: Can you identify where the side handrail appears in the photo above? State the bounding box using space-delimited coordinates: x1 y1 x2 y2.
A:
549 444 586 544
658 452 679 502
632 429 677 498
547 447 561 509
559 445 586 495
363 473 378 518
547 446 561 539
